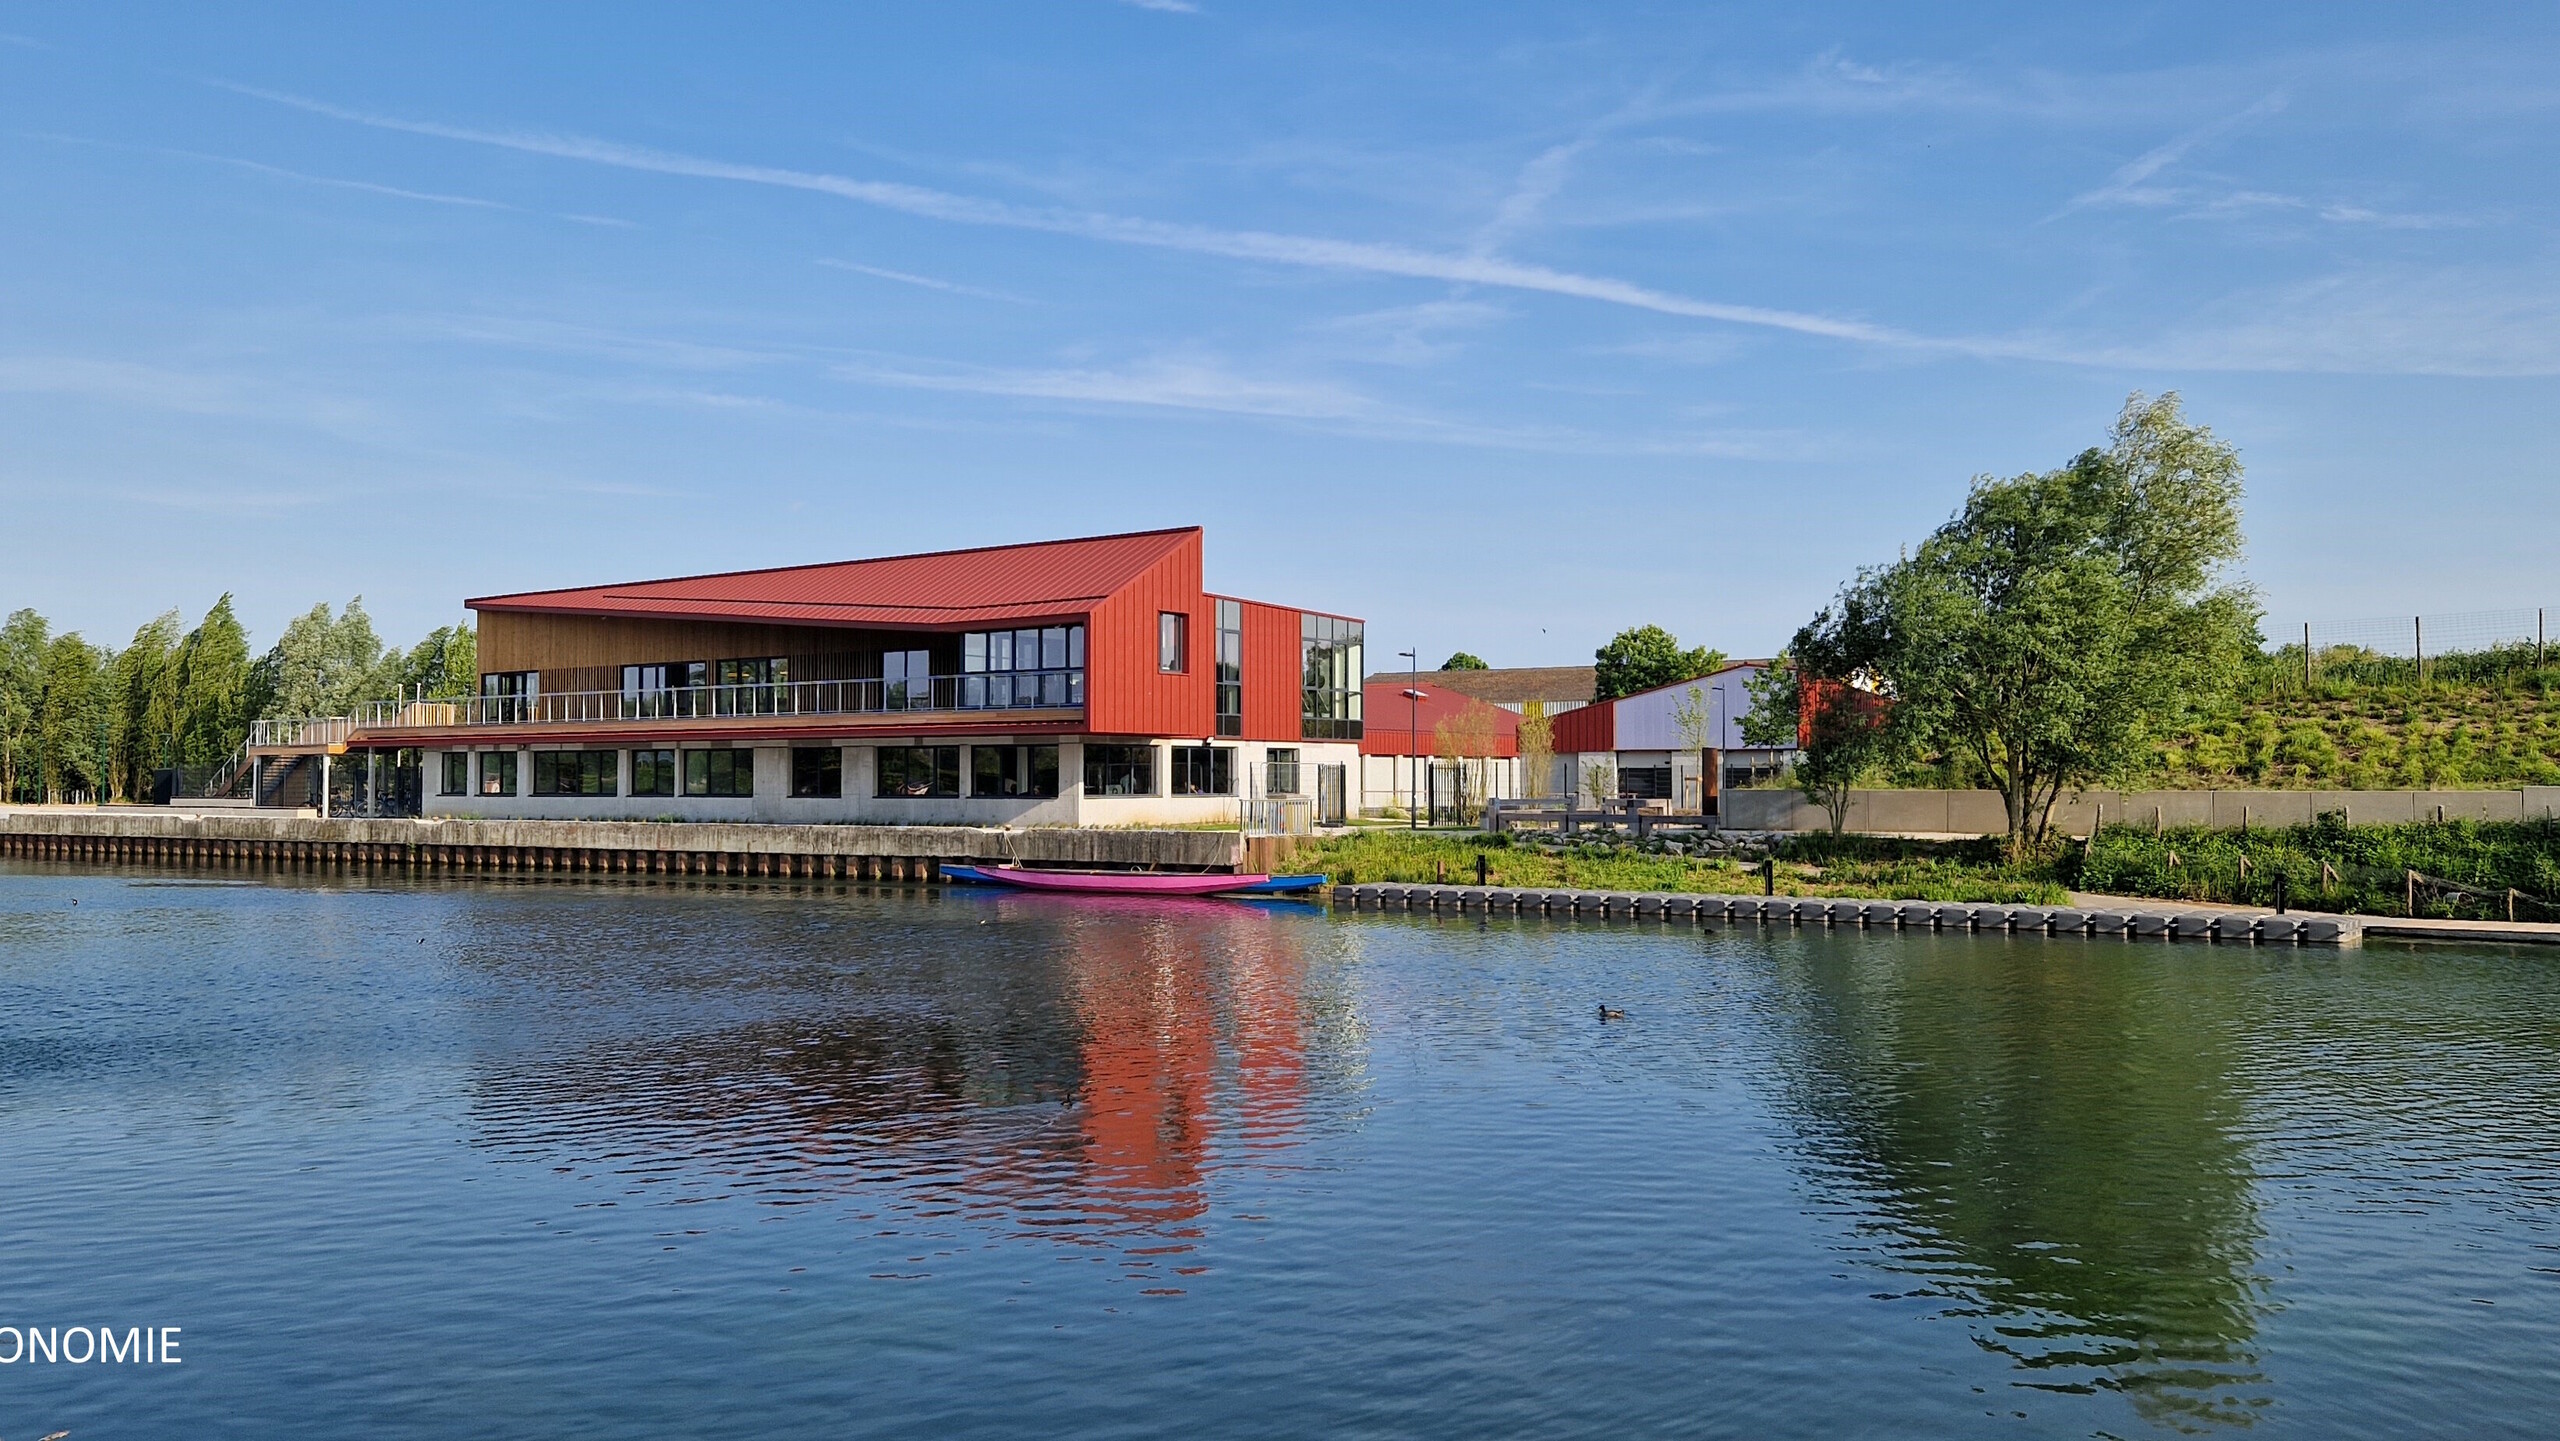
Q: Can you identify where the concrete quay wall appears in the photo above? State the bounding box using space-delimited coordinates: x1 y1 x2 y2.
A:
1721 786 2560 835
0 809 1244 880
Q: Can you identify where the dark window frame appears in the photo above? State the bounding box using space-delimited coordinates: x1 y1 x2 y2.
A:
440 751 469 796
631 748 676 798
533 750 619 797
476 750 518 797
1082 743 1155 797
1215 599 1243 738
682 749 755 798
1300 613 1366 741
791 746 843 799
971 743 1062 799
1160 611 1189 673
1169 745 1235 797
877 745 962 798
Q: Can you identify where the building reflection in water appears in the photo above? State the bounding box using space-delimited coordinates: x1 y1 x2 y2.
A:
1759 940 2272 1430
461 890 1330 1286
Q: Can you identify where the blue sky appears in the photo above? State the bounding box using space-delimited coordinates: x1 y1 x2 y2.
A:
4 3 2556 667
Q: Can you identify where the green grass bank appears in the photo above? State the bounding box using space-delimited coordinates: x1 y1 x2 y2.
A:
1301 818 2560 918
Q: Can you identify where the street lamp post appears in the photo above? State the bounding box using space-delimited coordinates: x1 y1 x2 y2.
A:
1399 649 1419 829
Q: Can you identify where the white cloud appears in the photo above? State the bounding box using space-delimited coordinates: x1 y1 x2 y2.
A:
833 353 1804 458
2064 92 2290 212
838 356 1378 421
815 258 1029 303
2033 266 2560 377
1309 299 1506 365
216 83 1935 350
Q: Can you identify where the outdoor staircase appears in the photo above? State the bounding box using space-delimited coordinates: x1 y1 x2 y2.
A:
255 755 318 809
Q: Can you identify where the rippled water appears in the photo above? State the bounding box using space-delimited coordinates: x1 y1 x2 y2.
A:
4 864 2558 1438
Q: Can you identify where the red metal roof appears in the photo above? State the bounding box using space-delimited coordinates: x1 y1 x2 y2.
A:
1360 680 1521 758
469 527 1201 629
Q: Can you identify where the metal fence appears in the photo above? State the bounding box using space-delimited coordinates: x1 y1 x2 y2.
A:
2294 606 2552 687
250 671 1088 748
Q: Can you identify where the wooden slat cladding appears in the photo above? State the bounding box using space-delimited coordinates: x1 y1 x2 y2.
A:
479 612 1003 690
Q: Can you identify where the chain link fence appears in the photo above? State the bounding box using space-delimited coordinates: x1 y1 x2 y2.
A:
2290 606 2553 687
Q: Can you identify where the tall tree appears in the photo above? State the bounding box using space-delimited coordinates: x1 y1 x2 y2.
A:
173 594 253 766
388 623 478 700
108 610 183 801
0 609 48 803
1793 392 2257 849
1438 651 1490 671
1592 625 1724 701
37 631 109 803
256 597 391 719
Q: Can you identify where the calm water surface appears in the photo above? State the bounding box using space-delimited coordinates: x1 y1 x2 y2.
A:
3 864 2557 1438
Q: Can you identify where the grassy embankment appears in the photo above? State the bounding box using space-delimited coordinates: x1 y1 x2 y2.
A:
1857 647 2560 792
2149 646 2560 789
1296 829 2071 904
1300 819 2560 918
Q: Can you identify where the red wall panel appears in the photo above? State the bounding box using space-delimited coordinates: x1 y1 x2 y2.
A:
1549 698 1615 753
1085 530 1213 738
1239 600 1302 743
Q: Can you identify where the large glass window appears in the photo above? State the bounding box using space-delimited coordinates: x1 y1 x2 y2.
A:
1083 743 1154 796
1170 745 1234 797
440 751 469 796
621 663 704 719
1160 612 1189 673
683 750 754 798
631 749 676 798
1215 599 1243 738
714 657 788 716
881 649 932 710
533 750 618 797
1265 747 1301 796
476 751 518 796
960 625 1085 710
479 671 536 723
971 744 1061 798
878 746 961 798
1301 613 1365 740
791 747 842 798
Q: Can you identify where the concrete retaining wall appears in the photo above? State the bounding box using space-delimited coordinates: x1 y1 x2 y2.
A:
0 808 1245 875
1721 787 2560 835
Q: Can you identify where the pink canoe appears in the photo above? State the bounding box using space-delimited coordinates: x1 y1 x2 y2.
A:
943 865 1323 897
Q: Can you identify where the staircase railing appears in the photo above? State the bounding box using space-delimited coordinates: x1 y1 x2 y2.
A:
196 742 255 800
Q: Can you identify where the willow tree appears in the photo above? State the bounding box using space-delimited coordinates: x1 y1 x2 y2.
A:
173 595 253 766
1795 393 2258 850
0 609 47 802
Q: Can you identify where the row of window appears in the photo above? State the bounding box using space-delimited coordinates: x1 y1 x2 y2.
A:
443 744 1293 800
477 614 1356 736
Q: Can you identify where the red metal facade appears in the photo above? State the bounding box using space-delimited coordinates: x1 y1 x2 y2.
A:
1238 600 1303 744
1358 680 1522 757
1549 696 1616 753
1083 530 1211 738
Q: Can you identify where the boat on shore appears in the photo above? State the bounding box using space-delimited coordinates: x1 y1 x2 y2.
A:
942 864 1325 898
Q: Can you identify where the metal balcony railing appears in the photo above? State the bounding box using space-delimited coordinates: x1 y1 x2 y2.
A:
248 671 1085 748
